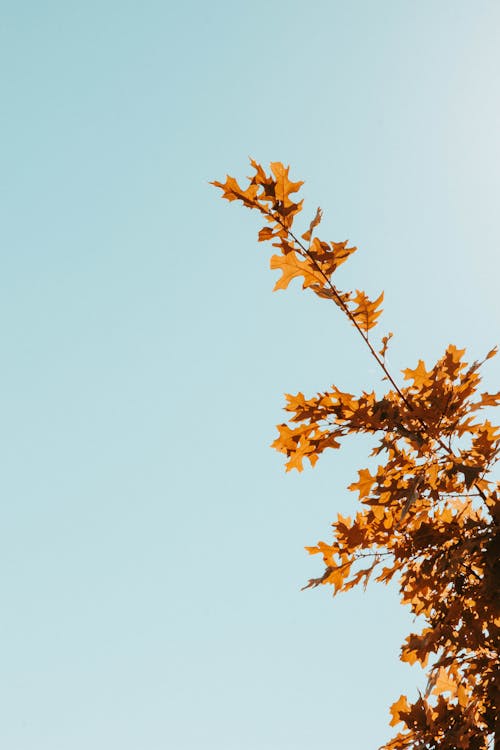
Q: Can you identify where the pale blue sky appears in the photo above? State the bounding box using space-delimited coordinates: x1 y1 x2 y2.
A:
1 2 499 748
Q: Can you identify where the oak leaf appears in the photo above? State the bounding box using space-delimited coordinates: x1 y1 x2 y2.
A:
210 175 258 207
403 359 431 388
348 468 375 500
379 331 394 358
431 667 457 697
270 251 324 291
301 207 323 243
389 695 410 727
350 290 384 332
270 161 303 205
258 226 275 242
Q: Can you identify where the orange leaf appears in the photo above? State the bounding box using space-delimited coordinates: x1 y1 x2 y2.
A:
270 162 303 206
301 207 323 243
350 290 384 332
348 468 375 500
431 667 457 696
308 237 357 275
389 695 410 727
211 175 259 207
270 252 324 291
328 240 357 269
403 359 431 388
478 391 500 407
486 346 498 360
258 226 275 242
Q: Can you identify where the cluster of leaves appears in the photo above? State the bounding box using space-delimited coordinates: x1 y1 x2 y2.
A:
212 161 500 750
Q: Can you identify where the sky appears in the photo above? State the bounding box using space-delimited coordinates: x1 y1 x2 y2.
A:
1 1 499 748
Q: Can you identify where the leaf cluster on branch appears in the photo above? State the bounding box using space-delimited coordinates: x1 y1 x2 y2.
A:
212 161 500 750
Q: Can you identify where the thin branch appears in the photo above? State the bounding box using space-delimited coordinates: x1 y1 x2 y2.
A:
265 206 456 457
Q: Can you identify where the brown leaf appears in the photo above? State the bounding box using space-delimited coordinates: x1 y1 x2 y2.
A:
301 207 323 243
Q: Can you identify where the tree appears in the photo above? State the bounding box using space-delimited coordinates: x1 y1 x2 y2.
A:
212 161 500 750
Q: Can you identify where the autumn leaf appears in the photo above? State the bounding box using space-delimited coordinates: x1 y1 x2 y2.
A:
328 240 357 268
308 237 357 275
270 161 303 206
301 207 323 243
402 359 431 388
211 175 259 207
249 157 276 200
258 226 275 242
441 344 466 379
379 331 394 358
270 251 324 291
389 695 410 727
485 346 498 360
431 667 457 697
348 468 375 500
350 290 384 332
478 391 500 407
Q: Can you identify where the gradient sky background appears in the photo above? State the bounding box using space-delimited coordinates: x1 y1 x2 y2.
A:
1 2 499 749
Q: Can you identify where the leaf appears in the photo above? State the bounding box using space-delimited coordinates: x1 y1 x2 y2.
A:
328 240 357 268
348 468 375 500
301 207 323 242
308 237 357 275
270 161 303 205
379 332 394 358
389 695 410 727
272 238 297 255
431 667 457 696
456 683 469 707
270 251 324 291
350 290 384 332
452 462 482 488
402 359 431 388
210 175 259 207
478 391 500 407
441 344 466 379
486 346 498 360
258 226 275 242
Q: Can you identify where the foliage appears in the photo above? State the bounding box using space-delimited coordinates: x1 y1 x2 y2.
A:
212 161 500 749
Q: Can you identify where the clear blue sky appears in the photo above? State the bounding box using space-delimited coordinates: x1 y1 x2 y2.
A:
1 2 499 748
